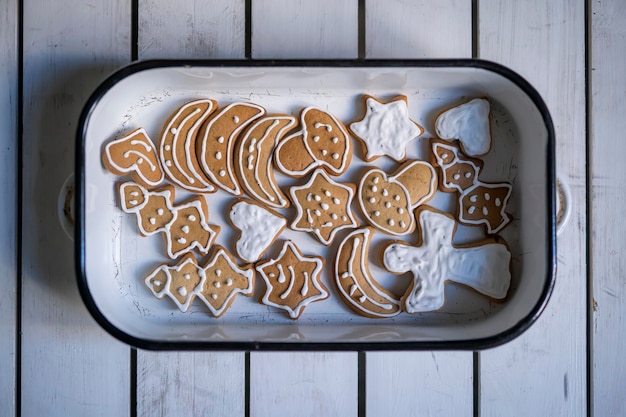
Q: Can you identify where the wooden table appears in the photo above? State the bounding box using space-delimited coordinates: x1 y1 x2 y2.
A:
2 0 623 415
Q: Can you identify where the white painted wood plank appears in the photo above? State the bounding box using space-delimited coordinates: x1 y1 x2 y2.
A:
365 0 472 58
139 0 246 59
137 352 245 417
478 1 587 415
590 1 626 415
364 2 474 416
249 2 359 415
135 3 247 417
251 0 359 59
0 0 17 414
250 352 358 417
21 1 131 415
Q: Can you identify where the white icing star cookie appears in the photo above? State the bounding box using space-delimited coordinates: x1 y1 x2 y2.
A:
349 95 424 162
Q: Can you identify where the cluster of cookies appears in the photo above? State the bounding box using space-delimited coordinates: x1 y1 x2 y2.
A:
102 95 512 319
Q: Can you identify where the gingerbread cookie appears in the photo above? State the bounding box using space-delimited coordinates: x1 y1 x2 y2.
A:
229 199 287 263
335 228 401 318
103 127 164 188
165 196 220 259
289 168 358 245
118 181 176 236
196 245 255 318
459 182 512 234
357 160 436 236
430 138 483 193
435 98 491 157
349 95 423 162
196 102 266 195
383 207 511 313
274 107 352 177
144 253 206 312
234 114 296 209
159 99 218 192
256 240 328 319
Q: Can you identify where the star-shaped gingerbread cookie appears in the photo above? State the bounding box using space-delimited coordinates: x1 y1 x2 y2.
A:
349 95 423 162
289 168 358 245
256 240 328 319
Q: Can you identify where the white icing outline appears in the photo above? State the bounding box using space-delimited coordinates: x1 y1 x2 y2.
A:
104 128 164 187
432 142 481 193
383 208 511 313
159 99 217 192
119 181 177 236
144 254 207 312
235 115 296 208
198 102 266 195
349 96 423 161
195 247 254 317
289 169 357 245
458 182 512 234
357 161 436 236
334 228 400 318
165 198 218 259
255 241 327 319
275 107 351 177
230 200 287 263
435 98 491 157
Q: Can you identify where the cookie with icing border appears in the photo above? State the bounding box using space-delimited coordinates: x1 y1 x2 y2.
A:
196 245 255 318
159 99 218 192
289 168 358 246
429 138 483 193
274 107 352 177
118 181 176 236
335 227 401 318
196 102 266 195
234 114 296 209
458 182 512 234
357 160 436 236
349 95 424 162
382 206 511 313
229 199 287 263
164 196 220 259
255 240 328 319
435 97 492 157
103 127 164 188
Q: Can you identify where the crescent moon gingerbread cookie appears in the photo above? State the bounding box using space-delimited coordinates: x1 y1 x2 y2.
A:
159 99 218 192
335 228 401 318
196 102 266 195
103 127 164 188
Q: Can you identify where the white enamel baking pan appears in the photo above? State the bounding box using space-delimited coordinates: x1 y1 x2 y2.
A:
76 60 556 350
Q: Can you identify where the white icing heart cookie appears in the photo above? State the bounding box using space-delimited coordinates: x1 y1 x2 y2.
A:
435 98 491 157
349 95 423 162
383 207 511 313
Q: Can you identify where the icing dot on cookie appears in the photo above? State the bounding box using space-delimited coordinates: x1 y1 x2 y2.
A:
331 137 338 144
332 197 340 204
313 136 320 142
399 221 406 228
324 190 331 197
373 177 380 184
188 214 196 221
269 272 275 278
465 172 472 178
165 160 172 167
388 219 395 226
321 202 330 210
359 295 367 303
331 213 338 220
382 189 389 197
157 208 164 215
495 198 502 207
374 211 380 217
130 191 139 197
314 209 321 216
226 278 233 286
397 208 404 214
482 207 489 215
217 136 225 143
214 282 221 288
369 197 376 203
453 173 461 180
341 215 348 221
170 128 178 134
177 287 187 297
215 269 222 276
331 153 339 160
211 293 218 300
247 155 254 169
314 194 321 201
371 186 378 192
177 237 187 244
137 157 144 164
468 206 476 214
129 199 138 205
470 195 478 203
233 116 240 123
385 202 391 208
215 151 222 160
181 225 190 233
441 153 449 159
153 279 162 287
393 195 400 201
484 193 491 201
183 273 190 280
149 217 156 225
164 145 171 151
306 193 313 201
219 170 226 177
321 150 328 156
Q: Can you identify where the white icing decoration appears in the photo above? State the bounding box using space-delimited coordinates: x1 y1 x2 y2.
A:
149 217 156 225
349 96 423 161
219 170 226 177
233 116 240 123
214 282 221 288
177 237 187 244
230 200 287 263
435 98 491 156
468 206 476 215
164 145 171 151
104 128 164 186
383 209 511 312
334 229 400 318
143 255 206 312
215 151 222 160
181 225 190 233
432 142 483 193
177 286 186 296
157 208 164 215
255 241 327 319
321 202 330 210
458 183 512 234
226 278 232 286
211 293 218 300
188 214 196 221
118 182 177 237
164 199 217 259
217 136 225 143
216 269 221 276
314 122 332 131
